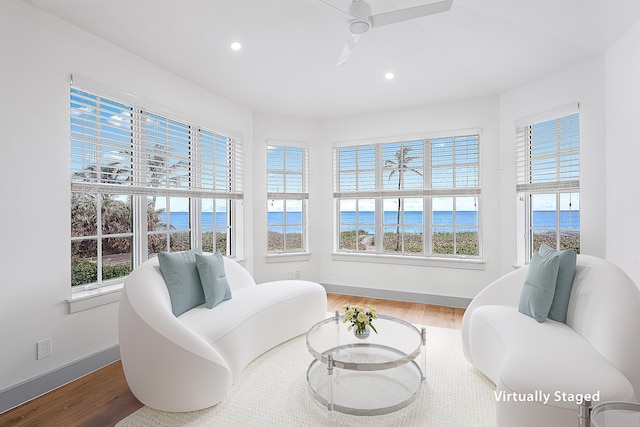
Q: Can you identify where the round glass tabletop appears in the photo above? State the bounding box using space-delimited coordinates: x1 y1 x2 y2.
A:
306 313 423 370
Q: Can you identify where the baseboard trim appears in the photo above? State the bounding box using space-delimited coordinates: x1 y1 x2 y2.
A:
321 283 471 309
0 345 121 414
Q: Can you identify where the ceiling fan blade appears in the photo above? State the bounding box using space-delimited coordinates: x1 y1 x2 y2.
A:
337 33 362 67
370 0 452 28
317 0 353 18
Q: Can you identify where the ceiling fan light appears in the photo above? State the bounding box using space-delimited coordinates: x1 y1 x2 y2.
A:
349 19 371 34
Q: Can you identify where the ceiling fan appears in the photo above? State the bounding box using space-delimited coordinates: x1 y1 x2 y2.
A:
319 0 453 66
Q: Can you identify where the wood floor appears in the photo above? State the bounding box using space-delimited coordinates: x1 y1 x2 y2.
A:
0 294 465 427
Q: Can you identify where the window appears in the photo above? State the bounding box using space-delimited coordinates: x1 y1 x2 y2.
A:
516 111 580 261
70 86 243 288
267 142 308 254
333 134 480 259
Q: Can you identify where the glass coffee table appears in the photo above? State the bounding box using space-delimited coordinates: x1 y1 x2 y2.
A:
306 311 426 415
590 402 640 426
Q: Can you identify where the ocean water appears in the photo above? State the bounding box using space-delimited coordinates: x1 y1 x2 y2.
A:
159 212 227 229
162 210 580 233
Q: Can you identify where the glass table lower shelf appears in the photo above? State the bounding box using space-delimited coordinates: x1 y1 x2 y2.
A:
306 354 423 416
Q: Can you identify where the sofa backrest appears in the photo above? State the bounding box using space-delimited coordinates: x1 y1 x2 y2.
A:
222 256 256 291
125 254 256 314
567 255 640 398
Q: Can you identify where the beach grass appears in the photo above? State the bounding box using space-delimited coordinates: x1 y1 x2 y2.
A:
334 230 480 256
267 231 303 253
533 231 580 253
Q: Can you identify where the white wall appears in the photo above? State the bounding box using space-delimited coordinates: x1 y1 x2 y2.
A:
0 0 253 394
498 57 607 273
316 97 503 300
605 18 640 285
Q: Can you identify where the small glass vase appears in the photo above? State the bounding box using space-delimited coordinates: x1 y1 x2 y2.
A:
354 325 370 339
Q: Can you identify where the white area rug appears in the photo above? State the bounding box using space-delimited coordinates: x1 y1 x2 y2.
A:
117 326 495 426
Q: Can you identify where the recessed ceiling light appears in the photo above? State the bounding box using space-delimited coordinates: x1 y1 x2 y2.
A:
384 72 395 80
230 41 242 51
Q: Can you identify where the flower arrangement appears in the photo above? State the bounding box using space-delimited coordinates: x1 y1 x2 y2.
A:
342 304 378 335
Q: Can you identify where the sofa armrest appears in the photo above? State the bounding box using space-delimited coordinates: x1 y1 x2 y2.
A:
119 264 232 411
462 265 528 363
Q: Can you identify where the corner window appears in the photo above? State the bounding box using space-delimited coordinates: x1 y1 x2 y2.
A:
70 86 243 289
333 134 481 259
267 142 308 254
516 111 580 262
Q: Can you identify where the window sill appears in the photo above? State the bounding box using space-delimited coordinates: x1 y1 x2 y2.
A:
67 282 124 314
265 252 311 263
331 252 485 270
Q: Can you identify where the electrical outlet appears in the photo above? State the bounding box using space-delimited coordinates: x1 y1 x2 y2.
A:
294 270 301 279
37 338 52 360
288 270 295 279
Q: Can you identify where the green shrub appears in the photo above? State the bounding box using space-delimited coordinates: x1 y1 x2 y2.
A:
71 257 97 287
71 257 131 286
103 264 131 281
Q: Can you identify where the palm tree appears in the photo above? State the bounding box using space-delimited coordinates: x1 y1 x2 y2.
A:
145 142 189 208
72 161 131 189
384 145 422 252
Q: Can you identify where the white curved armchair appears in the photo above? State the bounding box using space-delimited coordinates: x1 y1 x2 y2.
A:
462 255 640 426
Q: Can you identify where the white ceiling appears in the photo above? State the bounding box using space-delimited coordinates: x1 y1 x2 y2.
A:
25 0 640 119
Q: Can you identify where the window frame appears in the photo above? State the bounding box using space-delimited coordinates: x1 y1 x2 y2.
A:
70 79 243 291
266 140 309 256
516 108 580 263
333 130 481 261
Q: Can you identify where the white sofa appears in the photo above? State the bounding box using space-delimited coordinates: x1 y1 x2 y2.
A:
462 255 640 426
118 255 327 412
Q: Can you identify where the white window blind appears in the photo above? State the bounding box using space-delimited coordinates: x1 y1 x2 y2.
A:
199 130 244 197
334 145 376 195
334 136 480 198
142 112 191 192
71 88 243 199
70 89 134 191
267 144 308 199
432 135 480 192
383 140 424 191
516 113 579 193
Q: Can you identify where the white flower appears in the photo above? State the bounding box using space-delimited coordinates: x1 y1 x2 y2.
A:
343 303 378 335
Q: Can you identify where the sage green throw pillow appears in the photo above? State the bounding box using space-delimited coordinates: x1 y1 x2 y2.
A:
158 248 204 317
539 244 577 323
196 252 232 309
518 250 560 323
